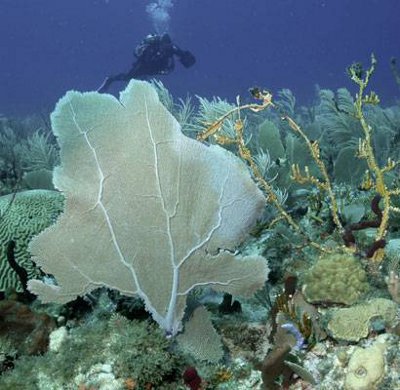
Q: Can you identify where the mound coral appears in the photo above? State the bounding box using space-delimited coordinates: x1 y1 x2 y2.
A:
302 253 369 305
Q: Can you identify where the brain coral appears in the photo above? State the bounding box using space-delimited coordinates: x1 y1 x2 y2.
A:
0 190 64 292
302 253 369 305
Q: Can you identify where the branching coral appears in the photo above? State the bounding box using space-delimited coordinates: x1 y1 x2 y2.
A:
197 56 400 262
349 54 400 260
196 88 330 253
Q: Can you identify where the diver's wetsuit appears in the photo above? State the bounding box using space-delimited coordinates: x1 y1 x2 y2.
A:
98 33 195 92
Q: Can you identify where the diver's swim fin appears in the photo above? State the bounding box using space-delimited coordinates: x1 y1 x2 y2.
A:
178 50 196 68
97 77 112 93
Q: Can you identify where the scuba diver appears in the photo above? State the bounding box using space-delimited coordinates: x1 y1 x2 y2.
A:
97 33 195 92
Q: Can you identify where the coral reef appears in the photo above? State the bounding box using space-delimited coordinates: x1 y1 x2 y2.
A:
1 58 400 389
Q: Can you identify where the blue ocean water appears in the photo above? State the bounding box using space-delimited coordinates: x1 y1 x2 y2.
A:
0 0 399 115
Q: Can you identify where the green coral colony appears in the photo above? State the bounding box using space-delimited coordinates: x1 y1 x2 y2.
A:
1 57 400 389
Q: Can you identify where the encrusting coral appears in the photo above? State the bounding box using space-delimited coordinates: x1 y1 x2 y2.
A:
344 338 387 390
0 313 180 389
0 298 56 356
326 298 398 342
